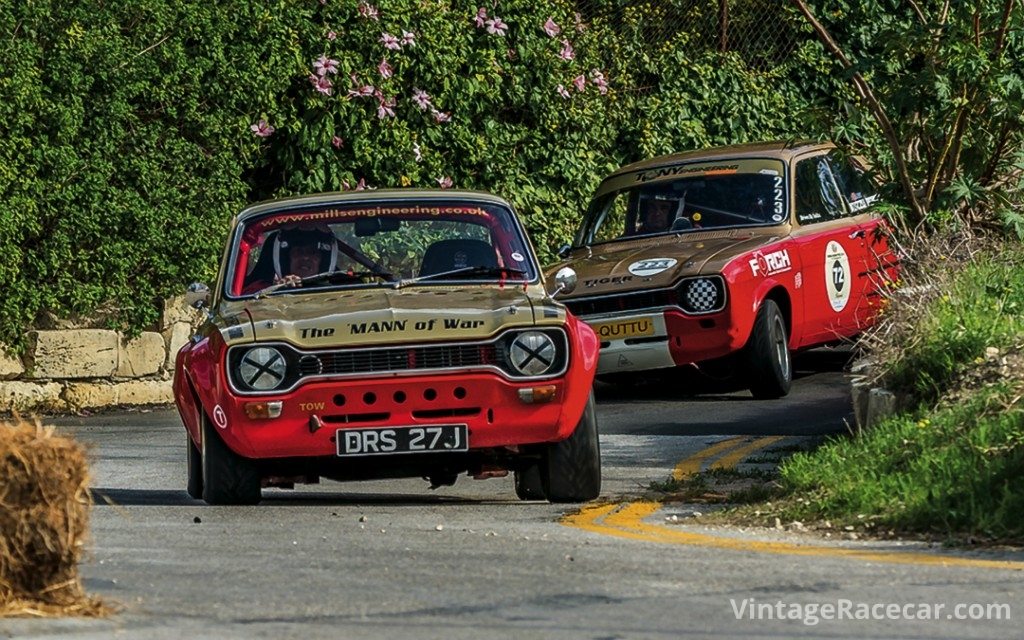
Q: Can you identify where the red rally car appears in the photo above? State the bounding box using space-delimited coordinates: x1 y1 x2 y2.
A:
546 141 900 398
174 190 600 505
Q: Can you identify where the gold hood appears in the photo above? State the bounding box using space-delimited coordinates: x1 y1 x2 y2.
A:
220 286 553 347
554 229 781 297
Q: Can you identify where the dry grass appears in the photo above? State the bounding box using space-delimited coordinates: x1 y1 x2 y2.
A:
858 226 997 397
0 415 109 618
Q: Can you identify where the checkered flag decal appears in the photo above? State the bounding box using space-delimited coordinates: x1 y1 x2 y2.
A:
684 278 720 312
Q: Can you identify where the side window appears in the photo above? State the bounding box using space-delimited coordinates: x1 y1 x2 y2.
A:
827 154 879 214
795 155 845 224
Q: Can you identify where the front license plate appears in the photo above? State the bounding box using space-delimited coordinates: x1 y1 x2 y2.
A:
590 317 656 340
336 425 469 457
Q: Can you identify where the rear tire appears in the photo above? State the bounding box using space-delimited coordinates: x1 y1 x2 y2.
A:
201 413 261 505
186 434 203 499
514 463 546 501
745 299 792 399
541 394 601 503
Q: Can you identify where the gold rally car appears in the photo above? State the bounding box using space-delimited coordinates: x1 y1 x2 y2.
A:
175 190 600 505
547 141 899 398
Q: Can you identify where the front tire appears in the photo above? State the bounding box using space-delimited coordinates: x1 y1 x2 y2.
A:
186 434 203 499
745 299 792 399
540 394 601 503
201 413 261 505
514 463 546 501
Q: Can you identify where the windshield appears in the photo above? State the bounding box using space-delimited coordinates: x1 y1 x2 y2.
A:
226 201 537 298
576 158 788 246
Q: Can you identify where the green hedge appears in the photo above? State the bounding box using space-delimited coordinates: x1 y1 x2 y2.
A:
0 1 824 349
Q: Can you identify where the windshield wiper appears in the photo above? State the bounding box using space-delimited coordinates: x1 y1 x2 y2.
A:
396 265 528 289
253 269 395 299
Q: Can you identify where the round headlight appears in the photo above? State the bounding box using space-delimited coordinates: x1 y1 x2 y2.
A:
508 331 557 376
683 278 720 313
237 346 288 391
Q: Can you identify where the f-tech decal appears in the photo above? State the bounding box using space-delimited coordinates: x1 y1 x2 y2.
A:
749 249 792 277
628 258 677 277
825 241 851 312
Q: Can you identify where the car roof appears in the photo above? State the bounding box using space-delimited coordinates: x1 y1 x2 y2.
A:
606 139 835 179
236 189 514 222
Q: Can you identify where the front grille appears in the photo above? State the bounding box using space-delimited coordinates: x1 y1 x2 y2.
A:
564 275 727 317
565 289 677 316
298 343 503 378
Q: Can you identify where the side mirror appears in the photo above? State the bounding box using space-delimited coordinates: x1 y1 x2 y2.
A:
185 282 210 310
551 267 578 297
556 244 572 259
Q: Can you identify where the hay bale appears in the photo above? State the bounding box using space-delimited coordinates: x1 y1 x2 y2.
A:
0 416 107 617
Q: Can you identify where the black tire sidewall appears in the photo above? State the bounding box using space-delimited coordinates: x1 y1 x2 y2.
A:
541 393 601 503
186 433 203 499
200 413 261 505
746 299 792 399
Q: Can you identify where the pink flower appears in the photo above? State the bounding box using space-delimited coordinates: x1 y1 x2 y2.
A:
556 84 570 99
381 32 400 50
332 135 344 149
377 96 396 119
358 2 379 20
348 84 376 98
431 109 451 123
412 88 432 110
401 30 416 47
310 74 333 95
413 142 422 162
558 39 575 61
250 119 275 138
474 7 487 28
356 177 368 190
543 17 561 37
437 176 453 189
591 69 608 95
313 55 339 77
575 12 587 32
486 17 508 36
572 74 586 92
326 31 337 41
378 58 393 79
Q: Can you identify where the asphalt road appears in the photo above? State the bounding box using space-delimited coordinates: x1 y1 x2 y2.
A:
4 349 1022 639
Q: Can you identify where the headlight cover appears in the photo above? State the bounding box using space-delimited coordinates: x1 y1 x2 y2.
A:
507 331 559 377
236 346 288 391
678 276 726 314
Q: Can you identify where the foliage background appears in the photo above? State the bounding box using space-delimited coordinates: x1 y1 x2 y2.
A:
1 0 1020 349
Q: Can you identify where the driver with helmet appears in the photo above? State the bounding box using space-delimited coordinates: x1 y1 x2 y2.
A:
243 227 339 294
639 194 680 234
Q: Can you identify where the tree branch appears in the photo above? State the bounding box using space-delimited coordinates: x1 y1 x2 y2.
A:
789 0 926 223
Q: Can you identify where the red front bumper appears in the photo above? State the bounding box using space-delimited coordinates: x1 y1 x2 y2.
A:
215 372 584 459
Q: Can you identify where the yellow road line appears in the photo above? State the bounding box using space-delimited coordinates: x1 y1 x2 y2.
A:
708 436 785 471
672 437 744 480
564 502 1024 571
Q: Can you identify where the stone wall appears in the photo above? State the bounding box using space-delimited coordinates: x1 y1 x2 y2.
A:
0 297 200 414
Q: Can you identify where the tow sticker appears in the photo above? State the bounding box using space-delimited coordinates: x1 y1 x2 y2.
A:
628 258 677 277
213 405 228 430
825 241 850 312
